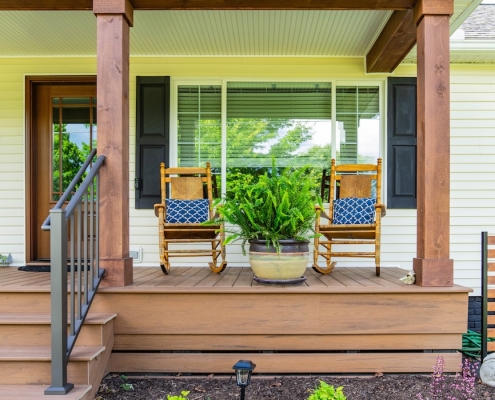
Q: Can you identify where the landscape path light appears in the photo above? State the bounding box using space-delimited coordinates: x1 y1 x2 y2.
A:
232 359 256 400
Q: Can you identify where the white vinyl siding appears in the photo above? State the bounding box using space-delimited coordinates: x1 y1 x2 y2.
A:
450 70 495 295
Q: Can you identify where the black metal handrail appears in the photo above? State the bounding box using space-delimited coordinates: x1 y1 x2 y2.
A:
482 231 489 361
44 151 106 395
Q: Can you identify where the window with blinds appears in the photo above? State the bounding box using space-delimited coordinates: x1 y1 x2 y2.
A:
175 82 380 194
177 85 222 169
336 86 380 164
226 82 332 179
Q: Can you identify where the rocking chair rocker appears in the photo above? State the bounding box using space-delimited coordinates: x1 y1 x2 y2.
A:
154 162 227 275
313 159 386 276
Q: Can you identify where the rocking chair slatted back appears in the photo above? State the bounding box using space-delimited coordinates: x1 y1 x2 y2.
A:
170 177 205 200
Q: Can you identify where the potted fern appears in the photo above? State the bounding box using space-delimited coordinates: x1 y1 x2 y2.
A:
211 161 321 283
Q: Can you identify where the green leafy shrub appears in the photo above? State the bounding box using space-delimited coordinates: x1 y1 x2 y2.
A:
308 380 347 400
119 383 134 391
210 159 322 254
166 390 190 400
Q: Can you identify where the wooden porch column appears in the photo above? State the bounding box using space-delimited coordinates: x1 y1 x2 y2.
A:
94 0 133 286
413 0 454 286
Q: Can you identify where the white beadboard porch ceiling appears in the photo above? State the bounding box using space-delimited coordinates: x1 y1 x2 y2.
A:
0 10 390 57
0 0 479 59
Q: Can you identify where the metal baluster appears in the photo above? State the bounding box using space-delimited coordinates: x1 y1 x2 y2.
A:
70 215 75 337
482 231 488 362
77 203 82 320
89 177 95 290
83 192 88 305
96 174 100 279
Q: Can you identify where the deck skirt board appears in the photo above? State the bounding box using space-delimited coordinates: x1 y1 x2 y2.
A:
110 352 462 374
113 333 461 351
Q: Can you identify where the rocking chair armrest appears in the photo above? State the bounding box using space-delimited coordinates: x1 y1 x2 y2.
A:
375 203 386 217
154 203 165 218
315 204 332 222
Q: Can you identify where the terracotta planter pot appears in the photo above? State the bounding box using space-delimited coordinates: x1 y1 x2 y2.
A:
248 239 309 281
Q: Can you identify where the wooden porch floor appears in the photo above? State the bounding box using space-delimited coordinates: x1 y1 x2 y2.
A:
122 265 468 292
0 266 469 293
0 266 471 374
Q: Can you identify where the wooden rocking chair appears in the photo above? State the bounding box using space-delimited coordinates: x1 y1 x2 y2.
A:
154 162 227 275
313 159 386 276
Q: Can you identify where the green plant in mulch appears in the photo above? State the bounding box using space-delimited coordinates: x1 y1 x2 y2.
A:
164 390 190 400
119 374 134 391
307 380 347 400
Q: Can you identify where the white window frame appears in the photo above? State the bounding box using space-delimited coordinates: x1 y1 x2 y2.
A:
171 78 386 197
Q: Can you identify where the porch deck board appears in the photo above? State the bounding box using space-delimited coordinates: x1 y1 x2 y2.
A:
0 266 470 374
0 266 469 292
154 267 195 287
175 266 214 287
232 267 254 287
213 267 242 287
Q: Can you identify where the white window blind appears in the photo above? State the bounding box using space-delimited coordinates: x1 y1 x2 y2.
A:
336 86 379 164
177 85 222 168
226 82 332 172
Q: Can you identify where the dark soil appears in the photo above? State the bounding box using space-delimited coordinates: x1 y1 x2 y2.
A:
95 373 495 399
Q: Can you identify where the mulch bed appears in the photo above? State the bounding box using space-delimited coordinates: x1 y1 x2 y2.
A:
95 373 495 399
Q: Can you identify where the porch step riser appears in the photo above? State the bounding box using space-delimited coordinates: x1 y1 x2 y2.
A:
0 358 97 385
0 293 51 313
0 293 94 314
0 385 93 400
0 324 104 347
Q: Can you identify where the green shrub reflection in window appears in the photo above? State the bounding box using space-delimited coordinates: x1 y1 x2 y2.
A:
226 82 332 192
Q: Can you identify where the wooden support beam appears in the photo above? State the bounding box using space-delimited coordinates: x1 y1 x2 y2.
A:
1 0 415 10
366 10 416 73
413 14 453 287
94 0 134 26
413 0 454 25
95 4 134 286
0 0 92 10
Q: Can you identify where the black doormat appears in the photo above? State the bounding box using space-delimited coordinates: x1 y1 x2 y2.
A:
18 265 51 272
18 265 90 272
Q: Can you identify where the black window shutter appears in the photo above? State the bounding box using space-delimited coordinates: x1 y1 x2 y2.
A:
135 76 170 209
387 77 417 209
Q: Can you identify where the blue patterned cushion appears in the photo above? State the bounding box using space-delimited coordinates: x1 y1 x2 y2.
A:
332 197 376 225
165 199 209 223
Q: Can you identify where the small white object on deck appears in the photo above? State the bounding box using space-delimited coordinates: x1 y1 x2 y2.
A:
399 270 416 284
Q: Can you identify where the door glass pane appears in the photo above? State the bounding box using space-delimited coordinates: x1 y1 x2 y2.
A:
51 97 97 201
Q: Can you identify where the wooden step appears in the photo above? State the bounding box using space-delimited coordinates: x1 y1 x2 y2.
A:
0 384 92 400
0 346 105 385
0 313 116 346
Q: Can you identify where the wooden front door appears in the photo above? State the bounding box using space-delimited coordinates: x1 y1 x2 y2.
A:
28 79 97 262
